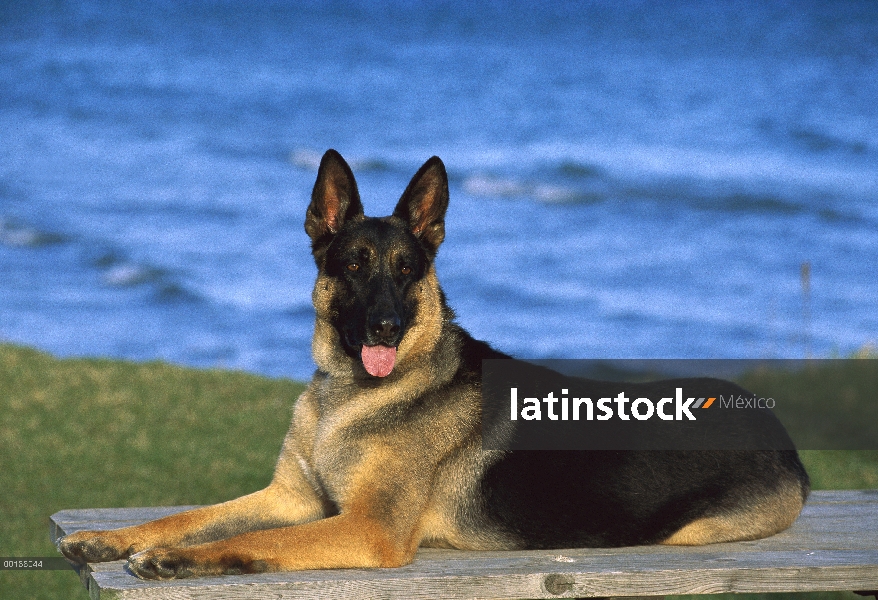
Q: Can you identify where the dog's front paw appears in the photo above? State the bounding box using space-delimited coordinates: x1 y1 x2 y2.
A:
128 548 199 580
58 530 134 563
129 546 272 579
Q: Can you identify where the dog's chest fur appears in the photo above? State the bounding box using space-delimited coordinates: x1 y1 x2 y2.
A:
292 368 491 536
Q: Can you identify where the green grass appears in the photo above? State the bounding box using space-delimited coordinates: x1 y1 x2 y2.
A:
0 344 875 599
0 344 305 598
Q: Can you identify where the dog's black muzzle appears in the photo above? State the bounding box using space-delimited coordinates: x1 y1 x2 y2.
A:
342 278 408 351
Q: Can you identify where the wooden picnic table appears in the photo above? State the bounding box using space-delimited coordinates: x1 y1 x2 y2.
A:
51 489 878 600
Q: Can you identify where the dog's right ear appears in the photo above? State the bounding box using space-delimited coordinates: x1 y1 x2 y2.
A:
305 150 364 253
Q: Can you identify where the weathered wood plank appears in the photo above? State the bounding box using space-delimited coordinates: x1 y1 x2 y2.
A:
50 490 878 600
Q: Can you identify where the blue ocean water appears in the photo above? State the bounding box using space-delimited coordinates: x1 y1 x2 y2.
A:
1 0 877 380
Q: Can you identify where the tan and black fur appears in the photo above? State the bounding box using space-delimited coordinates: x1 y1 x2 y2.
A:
59 150 809 579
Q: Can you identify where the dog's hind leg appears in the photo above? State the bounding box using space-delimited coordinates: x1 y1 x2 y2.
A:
661 479 806 545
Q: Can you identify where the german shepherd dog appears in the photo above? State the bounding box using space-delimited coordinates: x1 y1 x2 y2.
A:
59 150 809 579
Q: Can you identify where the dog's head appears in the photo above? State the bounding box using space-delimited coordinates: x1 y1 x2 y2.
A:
305 150 449 379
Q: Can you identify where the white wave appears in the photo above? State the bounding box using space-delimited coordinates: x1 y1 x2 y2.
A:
288 148 324 170
102 264 154 287
463 175 527 198
462 175 585 204
524 140 878 199
532 184 584 203
0 219 62 248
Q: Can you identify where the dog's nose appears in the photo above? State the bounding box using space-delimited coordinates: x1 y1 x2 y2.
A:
370 315 401 342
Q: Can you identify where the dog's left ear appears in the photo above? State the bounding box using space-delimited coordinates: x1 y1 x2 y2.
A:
393 156 449 258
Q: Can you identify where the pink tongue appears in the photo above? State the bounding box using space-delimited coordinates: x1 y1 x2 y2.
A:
361 345 397 377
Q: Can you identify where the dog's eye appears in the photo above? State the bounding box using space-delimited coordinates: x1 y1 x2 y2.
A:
401 266 411 275
347 263 360 272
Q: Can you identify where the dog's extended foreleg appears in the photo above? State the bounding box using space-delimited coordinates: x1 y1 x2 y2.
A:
60 392 328 564
59 478 324 564
127 447 437 579
128 509 420 579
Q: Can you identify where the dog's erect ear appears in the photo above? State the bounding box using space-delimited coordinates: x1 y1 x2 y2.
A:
305 150 364 246
393 156 449 258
